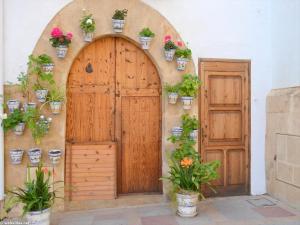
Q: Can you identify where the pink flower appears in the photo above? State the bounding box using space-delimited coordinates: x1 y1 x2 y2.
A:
66 32 73 40
164 35 172 43
177 40 183 47
51 27 63 38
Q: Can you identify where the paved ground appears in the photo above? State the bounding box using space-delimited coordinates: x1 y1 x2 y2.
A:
51 195 300 225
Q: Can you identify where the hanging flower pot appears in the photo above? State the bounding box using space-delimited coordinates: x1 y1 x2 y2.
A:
112 19 125 33
181 96 194 110
28 148 42 165
164 49 176 62
139 28 155 50
176 57 189 71
189 129 198 140
83 32 94 42
50 27 72 59
41 63 54 74
48 149 62 165
35 89 48 103
26 208 50 225
24 102 37 112
171 127 183 137
9 149 24 165
13 122 25 136
176 192 198 217
49 101 62 115
168 92 179 104
7 100 20 113
56 45 68 59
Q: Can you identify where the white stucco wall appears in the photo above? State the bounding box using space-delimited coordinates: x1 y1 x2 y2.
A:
4 0 299 195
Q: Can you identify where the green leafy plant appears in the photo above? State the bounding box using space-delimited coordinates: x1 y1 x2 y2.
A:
33 83 46 92
1 109 24 132
178 74 201 97
10 164 58 215
164 40 178 51
139 27 155 37
182 114 198 132
0 194 19 221
37 54 53 64
17 72 30 100
80 14 96 33
112 9 128 20
164 83 180 93
47 85 65 102
175 47 192 59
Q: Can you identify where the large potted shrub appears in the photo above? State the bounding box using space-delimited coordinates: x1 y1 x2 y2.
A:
49 27 73 59
163 35 177 61
112 9 128 33
178 74 201 110
175 42 192 71
2 109 25 135
164 83 180 104
80 14 96 42
10 164 58 225
46 85 65 115
139 27 155 50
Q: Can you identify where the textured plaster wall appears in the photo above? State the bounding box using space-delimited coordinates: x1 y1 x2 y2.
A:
266 87 300 209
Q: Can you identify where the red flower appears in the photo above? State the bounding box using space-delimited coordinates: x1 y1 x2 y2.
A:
66 32 73 40
164 35 172 43
51 27 63 38
177 40 183 47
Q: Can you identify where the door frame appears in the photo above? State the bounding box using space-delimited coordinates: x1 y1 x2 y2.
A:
198 58 251 195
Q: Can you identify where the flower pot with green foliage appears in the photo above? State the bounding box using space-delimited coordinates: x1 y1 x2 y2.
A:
46 85 65 114
139 28 155 50
171 127 183 137
13 122 25 135
112 9 128 33
2 109 25 135
6 100 20 114
38 54 54 74
176 192 198 217
9 149 24 165
181 114 199 140
28 148 42 165
26 208 50 225
48 149 62 165
175 43 192 71
49 27 72 59
35 89 48 103
24 102 36 112
163 35 178 61
179 74 201 110
164 83 180 104
80 14 96 42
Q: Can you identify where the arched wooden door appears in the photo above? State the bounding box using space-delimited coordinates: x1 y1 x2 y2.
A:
66 37 162 200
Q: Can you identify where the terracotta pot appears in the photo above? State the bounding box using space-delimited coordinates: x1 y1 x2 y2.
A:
35 89 48 103
9 149 24 165
49 101 62 114
181 96 194 110
25 208 50 225
176 192 198 217
48 149 62 165
13 122 25 136
176 57 189 71
164 49 176 61
112 19 125 33
168 92 178 104
139 36 152 50
171 127 183 137
24 102 37 112
56 45 68 59
7 100 20 113
83 32 94 42
28 148 42 165
189 129 198 140
41 63 54 74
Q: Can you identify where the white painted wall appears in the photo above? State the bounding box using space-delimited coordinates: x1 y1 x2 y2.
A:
3 0 298 195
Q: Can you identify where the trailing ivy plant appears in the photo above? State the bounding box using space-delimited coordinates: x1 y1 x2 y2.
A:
178 74 201 97
139 27 155 37
80 14 96 33
112 9 128 20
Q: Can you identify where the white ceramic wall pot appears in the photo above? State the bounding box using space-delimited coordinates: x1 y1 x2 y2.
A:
41 63 54 74
28 148 42 165
48 149 62 165
35 89 48 103
176 193 198 217
176 57 189 71
112 19 125 33
83 32 94 42
7 100 20 113
50 101 62 114
181 96 194 110
168 92 178 104
139 36 152 50
25 208 50 225
13 122 25 136
189 129 198 140
171 127 183 137
56 45 68 59
24 102 37 112
9 149 24 165
164 49 176 61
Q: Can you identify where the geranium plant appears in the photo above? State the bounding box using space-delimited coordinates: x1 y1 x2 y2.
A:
49 27 73 58
175 41 192 70
163 35 178 61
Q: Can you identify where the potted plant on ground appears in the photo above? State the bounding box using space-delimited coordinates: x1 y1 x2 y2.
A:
9 149 24 165
112 9 128 33
164 83 180 104
80 14 96 42
6 99 20 114
49 27 73 59
2 109 25 135
10 163 59 225
163 35 178 61
178 74 201 110
38 54 54 74
48 149 62 165
46 85 65 114
139 27 155 50
175 41 192 71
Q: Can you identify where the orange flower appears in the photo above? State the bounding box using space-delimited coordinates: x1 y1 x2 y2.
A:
42 167 49 174
180 157 193 168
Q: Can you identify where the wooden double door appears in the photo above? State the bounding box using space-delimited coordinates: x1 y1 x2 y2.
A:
66 37 162 197
199 59 250 196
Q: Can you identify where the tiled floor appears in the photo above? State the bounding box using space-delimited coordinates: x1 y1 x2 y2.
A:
51 195 300 225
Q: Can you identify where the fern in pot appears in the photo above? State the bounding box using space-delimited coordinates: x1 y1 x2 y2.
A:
164 83 180 104
175 41 192 71
139 27 155 50
178 74 201 110
46 85 65 115
2 109 25 136
163 35 178 61
112 9 128 33
80 14 96 42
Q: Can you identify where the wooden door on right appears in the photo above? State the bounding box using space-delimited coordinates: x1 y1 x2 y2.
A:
199 59 250 196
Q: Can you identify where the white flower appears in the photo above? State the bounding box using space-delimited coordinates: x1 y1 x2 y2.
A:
1 113 7 120
86 18 93 24
47 117 52 123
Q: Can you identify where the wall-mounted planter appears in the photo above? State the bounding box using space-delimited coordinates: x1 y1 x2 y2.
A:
139 37 152 50
24 102 37 112
48 149 62 165
112 19 125 33
28 148 42 165
164 49 176 62
7 100 20 113
13 122 25 136
9 149 24 165
181 96 194 110
50 101 62 114
168 92 178 104
56 45 68 59
171 127 183 137
176 58 189 71
41 63 54 74
189 129 198 140
35 89 48 103
83 32 94 42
